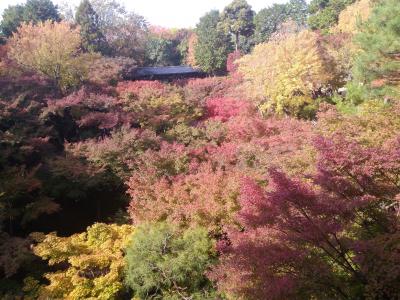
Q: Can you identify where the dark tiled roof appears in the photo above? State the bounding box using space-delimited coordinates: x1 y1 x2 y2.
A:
129 66 205 77
124 66 207 80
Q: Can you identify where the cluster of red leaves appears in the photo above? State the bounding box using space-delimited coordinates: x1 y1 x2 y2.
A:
45 88 135 134
126 98 314 232
35 73 399 299
181 76 243 104
116 80 167 100
2 52 397 299
128 162 242 233
67 127 160 179
47 88 119 111
120 86 400 299
205 97 254 122
212 131 400 299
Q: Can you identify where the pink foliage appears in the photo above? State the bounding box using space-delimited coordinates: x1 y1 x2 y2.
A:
45 88 135 132
78 112 120 129
226 50 242 74
205 97 253 122
183 77 243 104
182 77 223 104
67 127 161 178
116 80 166 99
28 136 52 152
213 133 400 299
47 88 118 111
314 134 400 207
127 113 314 235
128 161 242 233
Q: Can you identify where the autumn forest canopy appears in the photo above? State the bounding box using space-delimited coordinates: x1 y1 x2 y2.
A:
0 0 400 299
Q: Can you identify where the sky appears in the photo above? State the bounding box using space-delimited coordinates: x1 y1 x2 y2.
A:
0 0 290 28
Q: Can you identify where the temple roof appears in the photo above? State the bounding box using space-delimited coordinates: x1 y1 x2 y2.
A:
125 66 206 80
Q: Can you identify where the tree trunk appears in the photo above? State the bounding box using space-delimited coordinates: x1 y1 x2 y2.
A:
235 32 240 51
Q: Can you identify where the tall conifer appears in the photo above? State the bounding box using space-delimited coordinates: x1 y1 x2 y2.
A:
75 0 108 54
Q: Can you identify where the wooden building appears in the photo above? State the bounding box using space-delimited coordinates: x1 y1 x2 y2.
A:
124 66 206 81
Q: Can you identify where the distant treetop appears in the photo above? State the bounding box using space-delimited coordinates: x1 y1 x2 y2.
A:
0 0 60 37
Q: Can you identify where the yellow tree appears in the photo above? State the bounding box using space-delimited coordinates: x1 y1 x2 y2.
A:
25 223 134 300
186 33 198 67
334 0 372 35
8 20 96 91
239 29 338 117
326 0 372 78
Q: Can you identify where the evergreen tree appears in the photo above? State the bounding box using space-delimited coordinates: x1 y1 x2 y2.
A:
351 0 400 99
308 0 355 32
254 4 287 43
23 0 60 24
254 0 307 43
286 0 308 25
75 0 108 54
125 222 218 300
195 10 233 74
0 0 60 38
0 5 25 37
220 0 255 51
144 36 180 66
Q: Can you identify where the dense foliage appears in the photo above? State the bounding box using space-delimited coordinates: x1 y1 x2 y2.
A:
75 0 109 54
308 0 356 31
195 10 233 74
351 0 400 99
144 27 194 67
239 28 339 117
219 0 255 51
7 20 95 91
27 223 133 299
254 0 308 43
125 222 217 299
213 109 400 298
1 0 399 299
0 0 60 37
89 0 148 61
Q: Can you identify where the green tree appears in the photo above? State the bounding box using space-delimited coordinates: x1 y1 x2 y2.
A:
90 0 148 62
125 222 218 300
254 0 307 44
195 10 233 74
286 0 309 25
23 0 60 24
0 0 60 38
0 5 25 37
220 0 255 51
350 0 400 100
308 0 355 32
75 0 108 53
144 36 180 66
254 4 288 43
